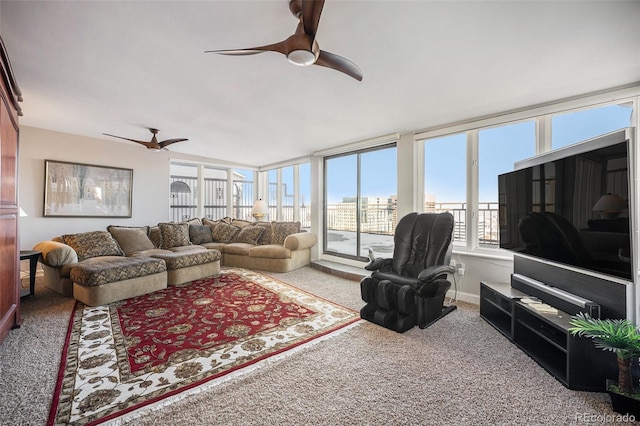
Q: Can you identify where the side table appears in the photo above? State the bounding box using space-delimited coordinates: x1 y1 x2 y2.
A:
20 250 41 297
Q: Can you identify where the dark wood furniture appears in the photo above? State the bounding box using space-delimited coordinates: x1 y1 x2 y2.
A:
479 281 527 339
20 250 40 297
480 281 616 391
513 255 627 320
0 35 22 344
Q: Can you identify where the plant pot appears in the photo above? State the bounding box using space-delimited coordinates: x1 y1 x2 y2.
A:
607 379 640 417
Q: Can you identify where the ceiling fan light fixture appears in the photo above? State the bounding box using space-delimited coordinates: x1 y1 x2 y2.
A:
206 1 363 80
287 49 316 66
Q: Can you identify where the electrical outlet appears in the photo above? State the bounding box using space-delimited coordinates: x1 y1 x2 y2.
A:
457 263 465 276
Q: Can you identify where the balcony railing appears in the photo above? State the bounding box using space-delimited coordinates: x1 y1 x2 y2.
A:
325 201 499 246
170 175 256 222
170 182 499 247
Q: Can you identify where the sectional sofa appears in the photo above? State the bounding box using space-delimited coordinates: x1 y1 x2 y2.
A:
34 218 317 306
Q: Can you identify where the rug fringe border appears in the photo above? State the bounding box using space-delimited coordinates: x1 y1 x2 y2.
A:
104 319 363 425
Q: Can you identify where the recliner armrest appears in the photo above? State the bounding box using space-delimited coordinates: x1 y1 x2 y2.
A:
417 265 455 283
364 257 391 271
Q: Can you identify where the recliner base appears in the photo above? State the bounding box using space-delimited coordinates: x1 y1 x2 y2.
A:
418 304 457 329
360 275 456 333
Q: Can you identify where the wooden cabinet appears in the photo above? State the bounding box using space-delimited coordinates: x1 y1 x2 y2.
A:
0 36 22 344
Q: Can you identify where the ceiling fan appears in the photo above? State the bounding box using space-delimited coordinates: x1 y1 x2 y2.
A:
102 128 188 151
205 0 363 81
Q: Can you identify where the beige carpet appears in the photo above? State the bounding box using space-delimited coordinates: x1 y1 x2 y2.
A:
0 267 619 425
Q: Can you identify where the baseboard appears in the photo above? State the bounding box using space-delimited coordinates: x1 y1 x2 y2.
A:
311 260 480 305
447 289 479 306
310 260 367 282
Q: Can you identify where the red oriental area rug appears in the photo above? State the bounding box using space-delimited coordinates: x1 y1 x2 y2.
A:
48 268 360 425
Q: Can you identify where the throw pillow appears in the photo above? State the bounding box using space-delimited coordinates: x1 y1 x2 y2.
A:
107 226 154 256
254 222 273 245
189 224 214 245
148 226 163 248
232 226 265 245
211 222 240 243
62 231 124 261
230 219 253 228
202 218 220 228
183 217 202 226
271 221 301 245
158 222 191 249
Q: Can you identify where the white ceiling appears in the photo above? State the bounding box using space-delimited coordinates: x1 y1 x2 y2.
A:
1 1 639 167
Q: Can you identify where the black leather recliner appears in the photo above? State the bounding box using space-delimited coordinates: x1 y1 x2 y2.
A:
360 212 457 333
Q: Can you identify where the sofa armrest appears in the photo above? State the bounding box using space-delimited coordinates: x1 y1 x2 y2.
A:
284 232 317 251
33 241 78 267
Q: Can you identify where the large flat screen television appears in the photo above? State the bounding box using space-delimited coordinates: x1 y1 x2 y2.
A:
498 130 632 282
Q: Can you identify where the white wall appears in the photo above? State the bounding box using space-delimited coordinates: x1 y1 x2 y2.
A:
449 252 513 304
17 126 229 249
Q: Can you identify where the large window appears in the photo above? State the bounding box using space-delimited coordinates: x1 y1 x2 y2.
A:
424 133 466 244
299 162 311 230
326 154 357 257
203 167 228 220
420 100 634 253
423 122 535 248
325 144 397 260
170 163 198 221
552 103 633 149
262 162 311 229
232 169 254 220
169 162 253 221
281 166 294 221
267 169 277 219
478 121 536 246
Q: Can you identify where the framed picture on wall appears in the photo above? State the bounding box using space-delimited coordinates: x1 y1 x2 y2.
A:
43 160 133 217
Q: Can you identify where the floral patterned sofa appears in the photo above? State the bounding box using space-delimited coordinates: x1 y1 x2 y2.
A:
33 218 316 306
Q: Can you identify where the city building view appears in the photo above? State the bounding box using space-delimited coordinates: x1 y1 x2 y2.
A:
325 195 499 258
169 166 499 259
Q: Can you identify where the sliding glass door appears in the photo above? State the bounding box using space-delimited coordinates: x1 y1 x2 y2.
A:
324 144 397 260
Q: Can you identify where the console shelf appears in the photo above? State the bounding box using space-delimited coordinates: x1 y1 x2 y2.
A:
479 281 526 339
480 281 616 391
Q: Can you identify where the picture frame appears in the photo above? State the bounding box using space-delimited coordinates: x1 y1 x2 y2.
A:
43 160 133 217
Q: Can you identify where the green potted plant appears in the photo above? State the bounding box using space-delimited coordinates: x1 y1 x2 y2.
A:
569 312 640 415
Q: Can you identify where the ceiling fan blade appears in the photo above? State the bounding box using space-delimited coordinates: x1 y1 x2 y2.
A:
205 40 289 56
102 133 147 144
205 49 266 56
137 141 159 150
301 0 325 39
159 138 189 148
315 50 363 81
